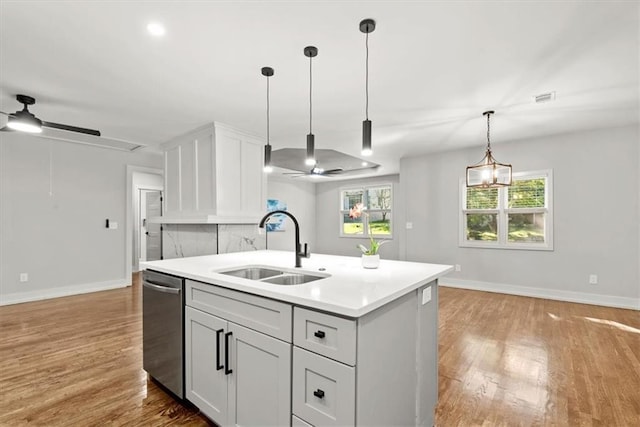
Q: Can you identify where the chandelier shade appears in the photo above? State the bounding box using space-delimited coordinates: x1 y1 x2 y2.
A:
466 111 512 188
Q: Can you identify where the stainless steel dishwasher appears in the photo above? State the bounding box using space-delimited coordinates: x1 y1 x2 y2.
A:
142 269 184 399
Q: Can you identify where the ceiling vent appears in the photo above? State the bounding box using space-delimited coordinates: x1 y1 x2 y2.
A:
534 91 556 104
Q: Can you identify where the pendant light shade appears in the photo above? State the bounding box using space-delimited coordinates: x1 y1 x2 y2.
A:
360 18 375 156
304 46 318 166
261 66 274 173
466 111 512 188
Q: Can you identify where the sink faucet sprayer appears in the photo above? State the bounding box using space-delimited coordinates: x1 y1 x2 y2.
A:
258 210 310 268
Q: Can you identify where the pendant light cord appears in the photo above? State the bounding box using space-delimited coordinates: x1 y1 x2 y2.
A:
486 112 491 150
365 30 369 120
266 74 270 146
309 54 313 134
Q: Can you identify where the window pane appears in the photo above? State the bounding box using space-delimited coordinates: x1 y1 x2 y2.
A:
508 178 545 208
465 213 498 241
368 211 391 235
343 213 363 235
508 213 545 242
367 186 392 210
466 187 498 209
342 190 363 210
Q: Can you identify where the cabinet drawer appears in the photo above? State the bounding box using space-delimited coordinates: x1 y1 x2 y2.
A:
293 307 356 365
186 279 292 342
292 415 314 427
293 347 355 427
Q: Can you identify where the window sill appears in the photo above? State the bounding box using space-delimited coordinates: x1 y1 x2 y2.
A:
459 242 553 251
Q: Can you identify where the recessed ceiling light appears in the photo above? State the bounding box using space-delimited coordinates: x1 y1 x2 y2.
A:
147 22 166 37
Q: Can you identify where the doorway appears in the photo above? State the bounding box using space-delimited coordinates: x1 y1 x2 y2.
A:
140 189 162 263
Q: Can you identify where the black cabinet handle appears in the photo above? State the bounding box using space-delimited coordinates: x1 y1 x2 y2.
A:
314 330 326 339
216 329 224 371
224 331 233 375
313 389 325 399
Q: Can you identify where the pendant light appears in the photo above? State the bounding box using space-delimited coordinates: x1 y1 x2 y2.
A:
261 66 274 173
466 111 512 188
304 46 318 166
360 19 375 156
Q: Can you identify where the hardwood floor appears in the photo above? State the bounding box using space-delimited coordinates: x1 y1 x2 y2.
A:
435 287 640 426
0 277 638 426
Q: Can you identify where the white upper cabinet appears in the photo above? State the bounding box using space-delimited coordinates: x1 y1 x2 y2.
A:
160 123 266 223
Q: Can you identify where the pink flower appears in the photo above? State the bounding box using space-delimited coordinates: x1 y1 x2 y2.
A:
349 202 365 219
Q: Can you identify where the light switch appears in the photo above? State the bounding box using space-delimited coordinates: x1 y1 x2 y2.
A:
406 222 413 229
422 286 432 304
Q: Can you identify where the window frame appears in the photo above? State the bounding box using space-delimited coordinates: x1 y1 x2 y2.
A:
459 170 553 251
339 183 393 239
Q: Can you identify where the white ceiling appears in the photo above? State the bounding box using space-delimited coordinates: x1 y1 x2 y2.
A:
1 1 638 176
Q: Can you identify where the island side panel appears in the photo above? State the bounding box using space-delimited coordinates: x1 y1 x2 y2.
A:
355 289 419 426
416 280 439 427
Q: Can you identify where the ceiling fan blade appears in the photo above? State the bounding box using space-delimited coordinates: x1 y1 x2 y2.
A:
0 111 10 116
42 121 101 136
322 168 344 175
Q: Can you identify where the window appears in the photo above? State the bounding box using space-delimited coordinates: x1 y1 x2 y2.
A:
340 184 392 238
460 170 553 250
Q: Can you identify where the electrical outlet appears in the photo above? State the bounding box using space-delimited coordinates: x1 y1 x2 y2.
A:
422 286 432 304
589 274 598 285
455 264 461 272
19 273 28 283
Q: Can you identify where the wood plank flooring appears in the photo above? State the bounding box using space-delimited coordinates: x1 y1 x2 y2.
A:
1 277 638 426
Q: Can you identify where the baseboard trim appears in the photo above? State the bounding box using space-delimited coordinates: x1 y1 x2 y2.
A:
0 279 131 306
439 278 640 311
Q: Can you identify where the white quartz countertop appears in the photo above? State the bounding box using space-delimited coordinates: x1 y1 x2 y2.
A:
140 250 453 318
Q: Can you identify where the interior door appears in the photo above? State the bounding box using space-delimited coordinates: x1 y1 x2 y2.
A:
144 190 162 261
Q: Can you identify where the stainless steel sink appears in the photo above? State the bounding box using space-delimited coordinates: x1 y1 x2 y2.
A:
261 273 324 286
217 266 328 285
220 267 283 280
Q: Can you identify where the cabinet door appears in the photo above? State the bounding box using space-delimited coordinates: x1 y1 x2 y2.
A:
185 306 229 424
240 139 263 216
227 322 291 427
164 145 181 215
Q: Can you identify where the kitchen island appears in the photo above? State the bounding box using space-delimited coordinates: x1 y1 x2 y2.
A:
141 250 452 427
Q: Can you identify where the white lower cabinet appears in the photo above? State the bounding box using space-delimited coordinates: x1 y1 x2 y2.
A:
185 279 439 427
292 347 355 427
185 281 292 427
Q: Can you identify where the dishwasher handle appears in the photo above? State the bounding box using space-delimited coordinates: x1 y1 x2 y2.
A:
143 281 181 295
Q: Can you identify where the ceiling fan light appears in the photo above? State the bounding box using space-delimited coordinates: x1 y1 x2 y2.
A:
8 113 42 133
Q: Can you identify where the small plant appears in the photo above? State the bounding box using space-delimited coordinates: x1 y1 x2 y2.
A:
349 203 389 255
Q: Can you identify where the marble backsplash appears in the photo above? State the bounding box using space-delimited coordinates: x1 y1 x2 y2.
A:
162 224 266 259
218 224 266 254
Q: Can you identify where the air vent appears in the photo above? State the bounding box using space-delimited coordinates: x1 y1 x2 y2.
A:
534 91 556 103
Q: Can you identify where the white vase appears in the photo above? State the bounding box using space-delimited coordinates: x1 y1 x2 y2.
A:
361 254 380 269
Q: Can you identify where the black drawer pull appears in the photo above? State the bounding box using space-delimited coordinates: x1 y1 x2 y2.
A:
314 330 326 339
224 331 233 375
313 389 325 399
216 329 224 371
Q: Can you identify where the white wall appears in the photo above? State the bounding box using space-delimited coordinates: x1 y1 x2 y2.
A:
0 132 162 304
315 175 401 259
266 177 316 253
400 125 639 309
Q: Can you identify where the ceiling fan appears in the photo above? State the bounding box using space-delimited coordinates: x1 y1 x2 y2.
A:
1 94 101 136
284 165 344 177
